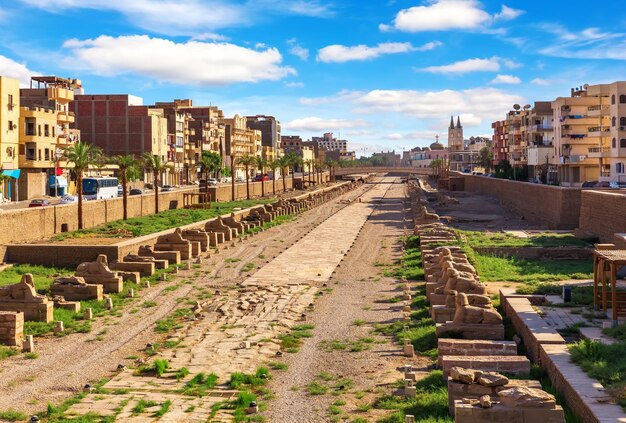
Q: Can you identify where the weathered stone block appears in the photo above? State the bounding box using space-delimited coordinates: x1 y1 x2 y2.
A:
0 311 23 347
51 277 103 301
454 401 565 423
436 322 505 340
448 378 542 415
441 355 530 378
110 261 155 277
437 339 517 367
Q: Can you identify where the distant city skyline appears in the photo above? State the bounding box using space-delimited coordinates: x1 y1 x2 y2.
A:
1 0 625 155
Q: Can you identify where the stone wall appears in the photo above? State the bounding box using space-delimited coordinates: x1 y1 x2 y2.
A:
0 178 308 248
458 173 582 229
0 311 23 347
578 190 626 245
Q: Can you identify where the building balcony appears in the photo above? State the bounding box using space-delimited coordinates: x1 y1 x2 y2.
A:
562 116 596 125
19 157 55 169
587 127 611 137
587 146 612 158
587 105 609 116
57 111 75 124
531 125 553 132
47 87 73 102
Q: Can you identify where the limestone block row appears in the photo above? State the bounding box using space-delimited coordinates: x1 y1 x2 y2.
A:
441 356 530 378
437 339 517 367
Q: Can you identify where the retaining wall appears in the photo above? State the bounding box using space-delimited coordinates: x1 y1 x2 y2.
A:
578 190 626 245
458 174 582 229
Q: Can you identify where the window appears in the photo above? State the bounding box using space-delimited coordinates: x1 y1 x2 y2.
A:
38 125 41 136
45 149 50 161
613 117 617 127
613 138 617 148
612 94 616 104
621 117 626 127
7 94 13 111
621 139 626 148
617 162 625 174
44 124 50 137
8 120 13 131
621 95 626 104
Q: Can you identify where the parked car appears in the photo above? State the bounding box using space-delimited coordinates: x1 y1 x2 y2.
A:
581 180 598 188
593 181 611 188
29 199 50 207
235 176 245 183
59 195 77 204
254 174 270 181
207 178 218 186
129 188 143 195
220 177 232 183
117 184 123 196
161 184 174 192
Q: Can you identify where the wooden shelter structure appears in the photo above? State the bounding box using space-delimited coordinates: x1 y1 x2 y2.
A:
593 245 626 327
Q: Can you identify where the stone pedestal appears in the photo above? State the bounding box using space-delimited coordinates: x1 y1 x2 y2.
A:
81 276 123 294
110 261 155 277
430 293 447 306
431 305 455 323
137 246 180 265
51 277 103 301
154 243 192 260
53 297 81 313
0 275 53 322
437 339 517 367
448 378 542 415
436 323 505 341
441 356 530 378
454 400 565 423
182 230 210 251
0 311 23 347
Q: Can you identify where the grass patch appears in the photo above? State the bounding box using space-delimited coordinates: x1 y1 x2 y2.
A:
374 371 451 423
242 262 256 273
458 230 591 248
0 264 73 291
229 367 271 390
51 199 274 241
0 410 28 421
268 361 288 371
0 346 18 360
307 381 328 395
278 324 314 352
570 339 626 410
132 399 158 415
516 284 595 307
180 372 219 397
389 236 424 280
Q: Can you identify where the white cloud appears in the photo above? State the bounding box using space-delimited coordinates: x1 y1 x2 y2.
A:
420 57 500 74
283 116 368 132
299 89 362 106
191 32 229 41
494 5 524 21
62 35 295 85
285 81 304 88
18 0 333 35
317 42 418 63
531 78 550 86
419 56 521 74
416 41 443 51
537 25 626 60
300 87 524 128
490 74 521 84
0 55 38 86
380 0 523 33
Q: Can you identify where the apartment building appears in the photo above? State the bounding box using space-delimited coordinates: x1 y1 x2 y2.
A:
523 102 556 182
0 76 20 200
20 76 83 199
311 132 347 152
224 115 256 179
246 115 281 150
584 82 626 184
72 94 171 184
492 120 507 167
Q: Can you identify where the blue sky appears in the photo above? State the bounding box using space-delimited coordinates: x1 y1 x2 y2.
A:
1 0 626 155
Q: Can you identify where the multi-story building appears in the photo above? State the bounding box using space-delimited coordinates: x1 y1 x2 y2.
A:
20 76 82 199
246 115 281 150
0 76 20 200
72 94 170 184
584 82 626 184
552 87 606 186
492 120 507 167
224 115 255 179
152 100 195 184
523 101 556 182
407 140 448 169
371 150 401 167
180 104 225 157
312 132 347 152
448 116 475 171
448 116 464 152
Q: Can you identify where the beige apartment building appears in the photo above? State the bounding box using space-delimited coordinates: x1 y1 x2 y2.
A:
552 87 607 185
584 82 626 184
19 76 82 199
0 76 20 200
224 115 255 180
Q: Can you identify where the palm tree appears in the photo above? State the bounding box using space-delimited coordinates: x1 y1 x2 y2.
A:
236 154 256 200
325 159 338 182
198 151 221 202
303 159 313 187
63 142 103 229
268 159 280 195
278 156 289 193
112 154 138 220
142 153 167 213
285 152 301 190
256 156 267 197
316 160 324 184
230 154 236 201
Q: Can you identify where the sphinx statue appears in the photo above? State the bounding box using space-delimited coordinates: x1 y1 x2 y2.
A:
453 293 503 325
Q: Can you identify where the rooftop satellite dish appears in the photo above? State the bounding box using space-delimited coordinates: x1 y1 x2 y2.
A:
523 104 531 110
513 104 521 111
583 84 589 89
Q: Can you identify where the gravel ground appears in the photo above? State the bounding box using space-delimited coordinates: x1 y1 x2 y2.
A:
0 182 371 417
265 179 431 423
